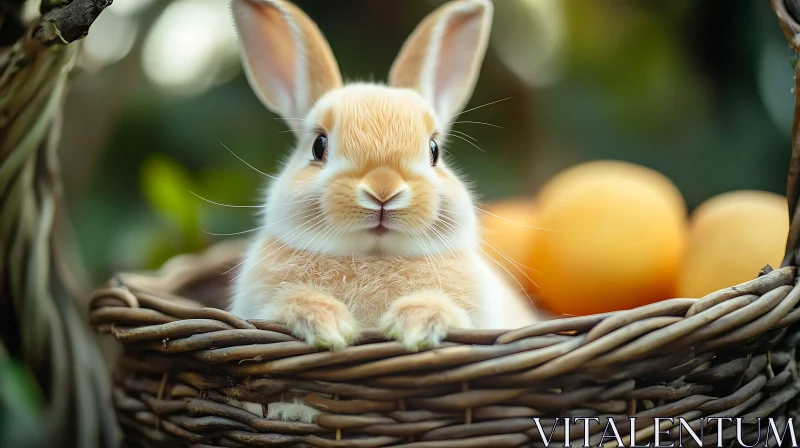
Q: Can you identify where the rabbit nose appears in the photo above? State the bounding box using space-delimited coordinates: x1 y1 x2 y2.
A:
359 186 407 208
357 168 410 210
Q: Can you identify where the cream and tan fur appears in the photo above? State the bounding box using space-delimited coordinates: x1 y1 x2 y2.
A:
229 0 538 359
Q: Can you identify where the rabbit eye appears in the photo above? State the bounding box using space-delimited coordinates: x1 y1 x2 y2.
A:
312 134 327 161
429 139 439 166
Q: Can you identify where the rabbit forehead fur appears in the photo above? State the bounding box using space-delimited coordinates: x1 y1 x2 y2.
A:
260 82 479 258
309 84 438 166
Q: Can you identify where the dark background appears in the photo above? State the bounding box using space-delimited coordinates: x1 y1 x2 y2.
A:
57 0 794 284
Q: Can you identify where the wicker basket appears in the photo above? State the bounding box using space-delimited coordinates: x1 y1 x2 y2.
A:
91 3 800 447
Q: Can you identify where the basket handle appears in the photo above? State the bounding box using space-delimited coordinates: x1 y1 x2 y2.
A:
770 0 800 266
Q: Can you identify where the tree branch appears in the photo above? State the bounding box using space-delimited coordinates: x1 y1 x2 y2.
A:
35 0 113 45
0 0 118 446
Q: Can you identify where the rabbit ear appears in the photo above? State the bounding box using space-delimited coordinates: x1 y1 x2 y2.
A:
231 0 342 121
388 0 493 122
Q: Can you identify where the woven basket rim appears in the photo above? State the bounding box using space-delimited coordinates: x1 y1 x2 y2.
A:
91 238 800 366
92 240 800 446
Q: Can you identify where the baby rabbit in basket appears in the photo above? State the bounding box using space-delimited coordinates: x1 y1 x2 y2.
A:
228 0 538 353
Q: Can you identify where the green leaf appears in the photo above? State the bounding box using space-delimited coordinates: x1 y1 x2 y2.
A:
140 154 199 238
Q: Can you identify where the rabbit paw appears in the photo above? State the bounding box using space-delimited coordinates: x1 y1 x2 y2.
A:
380 291 471 351
279 286 359 351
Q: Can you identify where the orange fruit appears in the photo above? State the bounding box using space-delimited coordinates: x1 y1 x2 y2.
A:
529 160 688 315
677 191 789 298
479 199 538 293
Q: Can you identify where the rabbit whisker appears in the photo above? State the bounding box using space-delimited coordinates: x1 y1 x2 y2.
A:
437 207 464 218
421 222 475 293
437 211 462 223
452 120 504 129
437 213 540 289
272 196 321 207
446 97 512 120
219 141 278 180
448 133 485 153
478 246 535 302
232 213 327 281
203 225 267 236
434 215 463 233
406 227 444 291
480 237 540 275
225 211 324 276
480 236 540 288
424 221 459 257
297 223 348 276
204 195 319 236
436 209 464 231
418 220 455 262
449 130 477 142
288 219 338 269
431 219 470 256
270 196 320 207
263 207 325 230
189 191 264 208
474 206 556 231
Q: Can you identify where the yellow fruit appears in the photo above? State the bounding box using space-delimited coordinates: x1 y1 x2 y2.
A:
530 160 688 315
677 191 789 298
479 199 539 293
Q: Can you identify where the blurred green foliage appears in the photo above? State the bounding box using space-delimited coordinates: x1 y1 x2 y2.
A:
58 0 796 285
140 154 204 266
0 355 44 448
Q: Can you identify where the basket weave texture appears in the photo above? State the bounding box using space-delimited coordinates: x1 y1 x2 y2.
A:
91 246 800 447
91 2 800 446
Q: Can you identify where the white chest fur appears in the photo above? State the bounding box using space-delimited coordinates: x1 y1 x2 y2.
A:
229 235 537 328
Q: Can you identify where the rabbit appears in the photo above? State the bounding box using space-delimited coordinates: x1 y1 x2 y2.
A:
228 0 539 354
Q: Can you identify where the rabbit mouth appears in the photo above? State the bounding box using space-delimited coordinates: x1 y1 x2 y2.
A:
365 208 393 236
368 224 390 236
